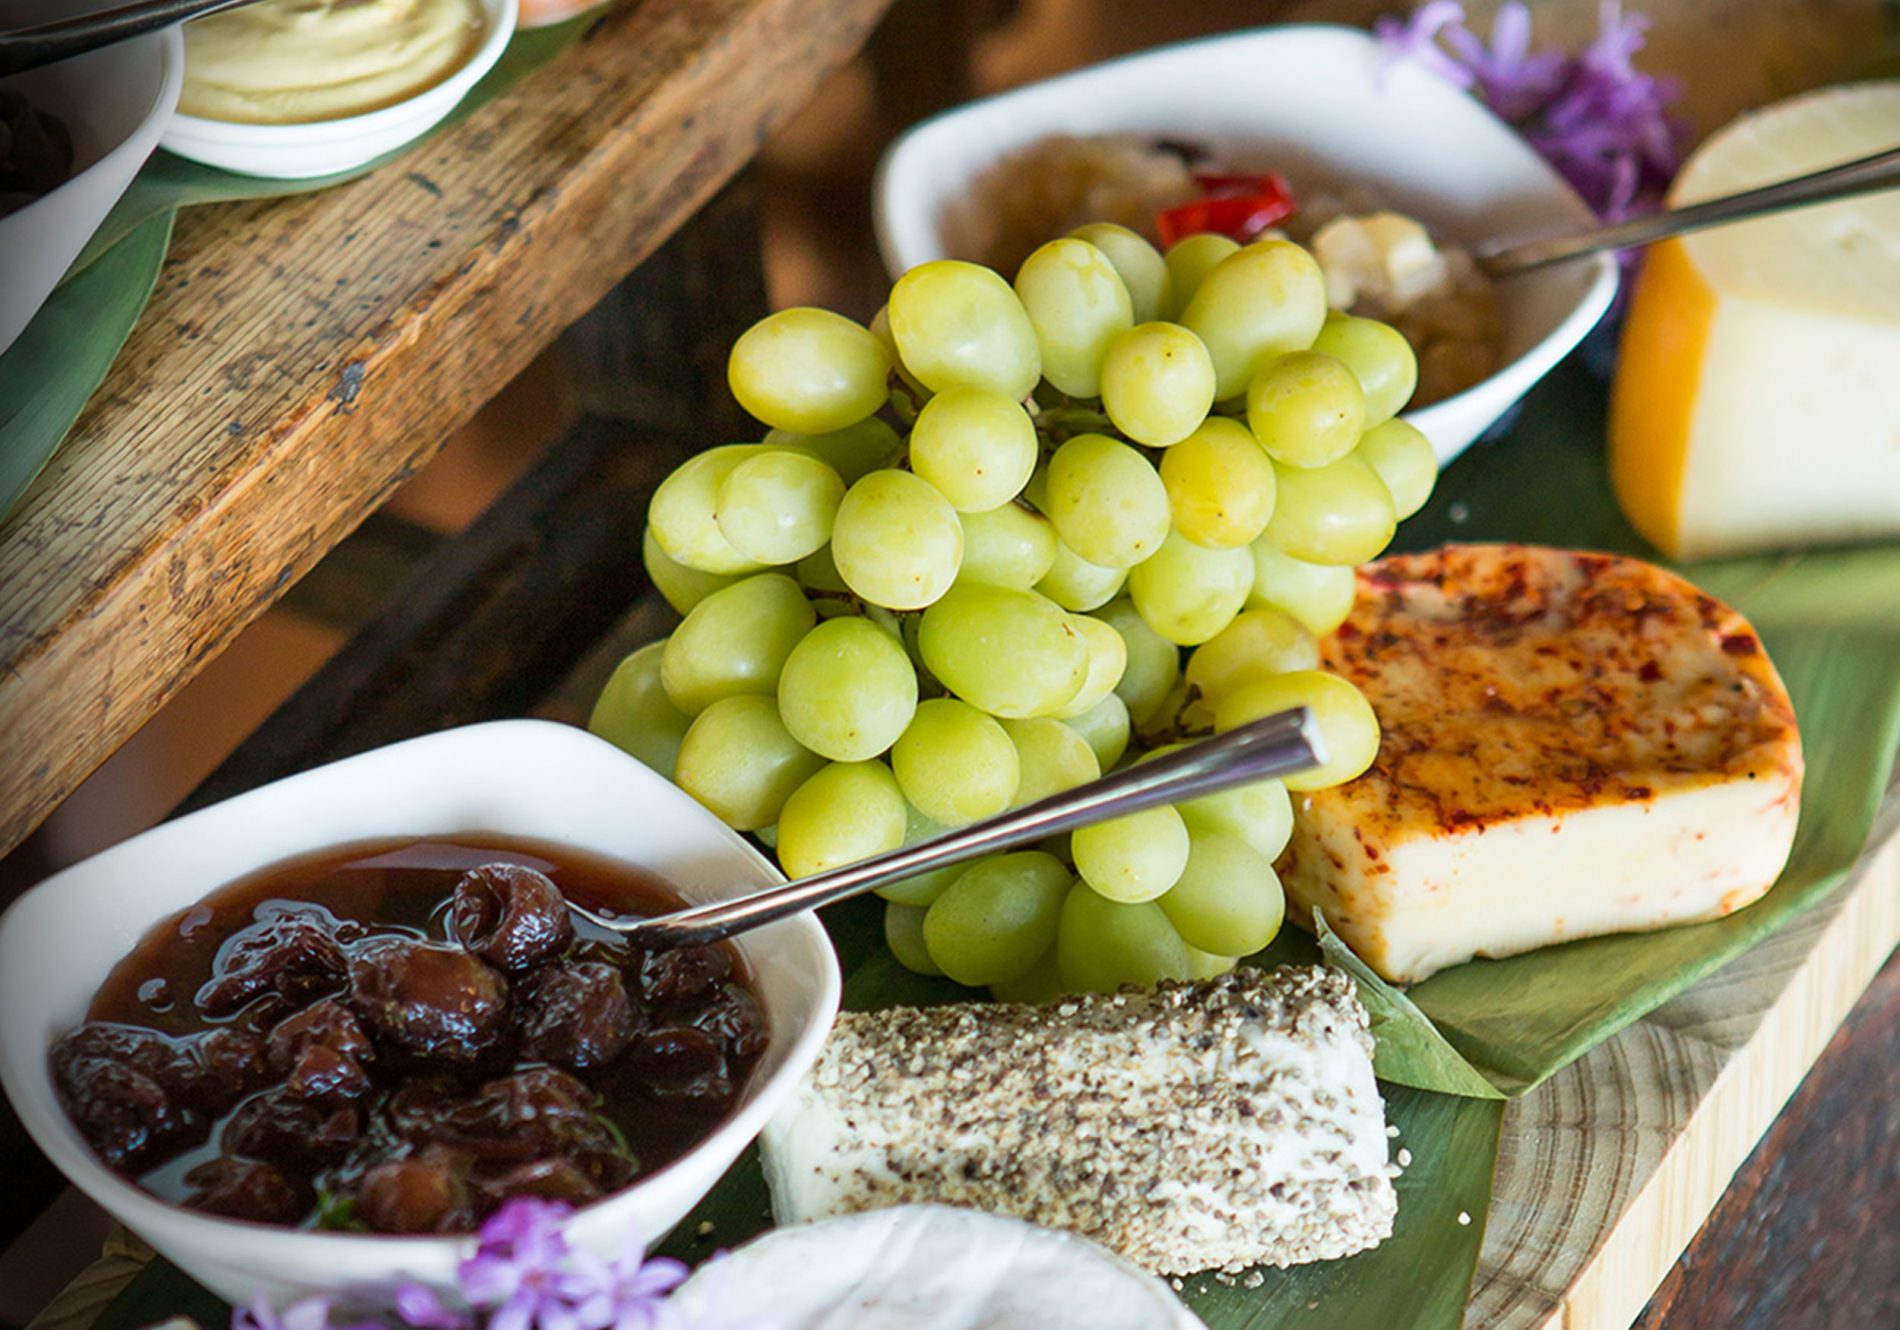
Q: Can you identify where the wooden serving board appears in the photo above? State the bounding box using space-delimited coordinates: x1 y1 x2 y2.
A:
1468 818 1900 1330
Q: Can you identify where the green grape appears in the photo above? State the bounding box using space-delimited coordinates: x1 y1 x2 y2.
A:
1185 946 1239 979
1070 222 1171 324
1127 530 1255 646
1246 350 1367 469
1056 882 1192 993
1183 607 1319 707
1099 322 1217 447
1178 773 1294 863
776 760 908 878
868 305 933 403
1157 830 1286 956
908 388 1038 513
728 307 891 434
923 851 1071 986
918 584 1088 719
1002 717 1100 807
887 259 1041 400
1045 433 1173 568
1096 597 1181 724
647 444 768 574
674 694 823 830
875 802 965 906
989 943 1064 1003
1214 669 1380 791
642 527 738 615
1310 312 1418 426
776 616 917 760
1163 232 1241 317
831 469 965 610
955 503 1059 591
891 698 1020 824
661 573 815 714
1179 240 1329 399
795 543 849 595
1247 539 1358 636
587 640 691 778
1072 804 1190 903
1052 613 1127 719
766 417 902 483
885 901 943 976
1353 417 1438 520
1262 455 1396 566
1035 541 1127 612
1157 417 1277 549
1013 237 1134 398
715 449 846 565
1062 691 1131 771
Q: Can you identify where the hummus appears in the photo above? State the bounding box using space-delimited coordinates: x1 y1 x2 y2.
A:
180 0 486 125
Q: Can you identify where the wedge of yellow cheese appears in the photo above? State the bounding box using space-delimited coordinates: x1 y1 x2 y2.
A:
1609 82 1900 560
1276 545 1803 985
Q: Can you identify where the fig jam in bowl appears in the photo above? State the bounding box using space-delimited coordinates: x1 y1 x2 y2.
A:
0 721 840 1308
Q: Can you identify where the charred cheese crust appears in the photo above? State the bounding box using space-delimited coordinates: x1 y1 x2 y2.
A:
1277 544 1803 983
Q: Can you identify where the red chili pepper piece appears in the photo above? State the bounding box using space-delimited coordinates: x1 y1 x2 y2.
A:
1157 171 1297 248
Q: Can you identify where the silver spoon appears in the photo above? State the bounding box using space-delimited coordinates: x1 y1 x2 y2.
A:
0 0 263 75
572 705 1326 949
1477 143 1900 278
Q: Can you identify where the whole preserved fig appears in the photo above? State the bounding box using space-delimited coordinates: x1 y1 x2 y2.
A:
635 943 731 1010
517 961 638 1071
182 1157 309 1224
349 938 509 1064
197 906 347 1017
222 1087 360 1167
356 1152 472 1234
267 999 373 1073
451 864 572 971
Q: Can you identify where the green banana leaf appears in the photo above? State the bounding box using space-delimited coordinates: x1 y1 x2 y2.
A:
0 13 596 523
0 213 173 515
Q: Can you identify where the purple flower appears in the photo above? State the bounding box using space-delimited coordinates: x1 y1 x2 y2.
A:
1373 1 1474 88
1438 3 1568 121
455 1199 589 1330
563 1231 688 1330
392 1285 473 1330
232 1294 384 1330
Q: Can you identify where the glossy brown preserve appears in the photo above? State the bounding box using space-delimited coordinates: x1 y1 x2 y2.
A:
49 838 766 1233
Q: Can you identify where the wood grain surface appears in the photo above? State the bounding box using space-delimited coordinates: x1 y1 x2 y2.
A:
0 0 890 859
1630 950 1900 1330
1468 822 1900 1330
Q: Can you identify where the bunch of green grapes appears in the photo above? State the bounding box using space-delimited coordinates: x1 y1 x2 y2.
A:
588 222 1437 1000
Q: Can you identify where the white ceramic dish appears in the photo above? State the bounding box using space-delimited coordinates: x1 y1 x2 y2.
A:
159 0 518 179
874 24 1619 465
0 23 182 358
0 720 840 1309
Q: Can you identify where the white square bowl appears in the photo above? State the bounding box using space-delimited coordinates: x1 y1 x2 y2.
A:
0 24 182 358
0 720 840 1309
874 24 1619 465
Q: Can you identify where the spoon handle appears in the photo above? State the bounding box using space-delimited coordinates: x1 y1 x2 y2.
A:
0 0 258 75
611 706 1325 949
1478 143 1900 278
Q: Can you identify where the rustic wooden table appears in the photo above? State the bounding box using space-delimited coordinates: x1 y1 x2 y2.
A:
0 0 891 862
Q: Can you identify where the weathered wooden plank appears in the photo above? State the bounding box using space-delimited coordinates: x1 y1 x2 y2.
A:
1629 951 1900 1330
0 0 891 858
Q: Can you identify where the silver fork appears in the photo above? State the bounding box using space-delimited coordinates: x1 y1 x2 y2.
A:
571 705 1325 949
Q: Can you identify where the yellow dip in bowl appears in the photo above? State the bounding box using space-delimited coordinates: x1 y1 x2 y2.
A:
180 0 487 124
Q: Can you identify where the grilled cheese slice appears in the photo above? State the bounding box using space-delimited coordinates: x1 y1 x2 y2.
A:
1277 544 1803 984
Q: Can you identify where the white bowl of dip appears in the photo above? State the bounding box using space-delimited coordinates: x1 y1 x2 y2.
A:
0 719 841 1309
874 25 1619 466
159 0 518 179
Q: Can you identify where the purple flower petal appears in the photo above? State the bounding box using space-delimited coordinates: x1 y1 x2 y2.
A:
394 1284 473 1330
1374 1 1477 88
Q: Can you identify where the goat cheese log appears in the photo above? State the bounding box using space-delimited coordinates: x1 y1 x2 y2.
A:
760 967 1396 1276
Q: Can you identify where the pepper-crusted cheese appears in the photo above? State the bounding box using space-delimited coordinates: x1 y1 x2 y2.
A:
1277 544 1802 984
